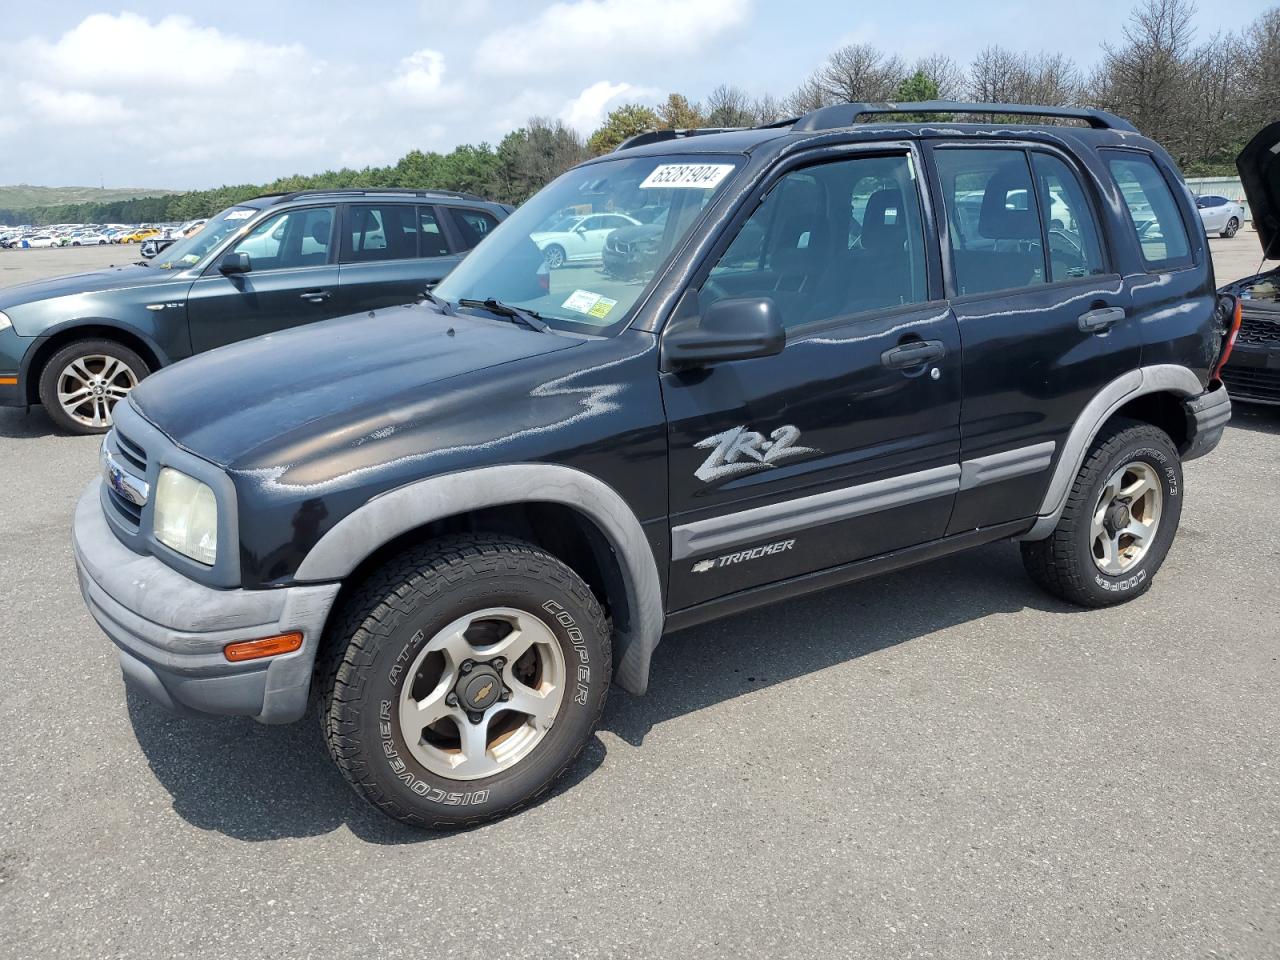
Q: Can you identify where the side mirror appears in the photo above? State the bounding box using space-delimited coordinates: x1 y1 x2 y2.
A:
574 224 588 235
139 240 157 259
662 296 785 370
219 251 251 275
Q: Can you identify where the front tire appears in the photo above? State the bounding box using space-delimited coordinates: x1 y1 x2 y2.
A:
37 338 149 435
1221 216 1240 238
543 244 566 269
318 536 611 829
1021 420 1182 608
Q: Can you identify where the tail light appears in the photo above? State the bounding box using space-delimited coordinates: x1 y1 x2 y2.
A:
1211 295 1242 385
536 261 549 294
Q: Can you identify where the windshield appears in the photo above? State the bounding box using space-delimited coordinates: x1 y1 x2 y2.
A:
152 204 262 270
434 154 744 335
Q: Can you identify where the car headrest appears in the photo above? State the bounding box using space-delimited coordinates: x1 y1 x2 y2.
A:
979 168 1040 240
310 215 332 245
861 188 906 252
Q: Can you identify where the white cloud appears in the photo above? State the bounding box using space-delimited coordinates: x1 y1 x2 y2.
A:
559 81 639 133
386 48 453 105
475 0 753 75
18 85 132 126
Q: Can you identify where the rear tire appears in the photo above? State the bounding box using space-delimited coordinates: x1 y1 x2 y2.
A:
318 535 611 829
1221 217 1239 238
1021 420 1182 608
37 338 149 435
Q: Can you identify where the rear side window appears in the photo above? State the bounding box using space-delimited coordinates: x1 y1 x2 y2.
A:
934 148 1046 296
418 207 450 257
1030 153 1107 281
1104 153 1192 270
343 204 421 263
446 207 499 250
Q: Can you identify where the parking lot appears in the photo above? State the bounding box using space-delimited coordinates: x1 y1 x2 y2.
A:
1 238 1277 958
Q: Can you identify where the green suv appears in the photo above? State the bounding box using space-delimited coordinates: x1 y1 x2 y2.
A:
0 189 510 433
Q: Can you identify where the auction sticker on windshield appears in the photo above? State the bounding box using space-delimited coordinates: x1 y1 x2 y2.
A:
640 164 736 190
562 289 618 319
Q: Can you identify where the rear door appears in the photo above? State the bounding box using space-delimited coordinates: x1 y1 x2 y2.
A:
925 141 1142 532
336 203 462 313
186 204 338 352
661 146 963 610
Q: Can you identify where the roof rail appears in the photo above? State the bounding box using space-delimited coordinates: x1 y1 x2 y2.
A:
266 187 491 203
614 127 744 152
790 101 1137 133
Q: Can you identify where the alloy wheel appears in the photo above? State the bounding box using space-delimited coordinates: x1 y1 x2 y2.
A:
55 354 139 429
1090 460 1163 575
398 607 567 781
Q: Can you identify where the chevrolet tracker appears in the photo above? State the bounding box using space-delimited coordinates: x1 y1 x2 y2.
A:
72 102 1237 828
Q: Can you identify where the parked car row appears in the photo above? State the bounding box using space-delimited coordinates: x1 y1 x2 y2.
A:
0 219 209 250
42 101 1270 832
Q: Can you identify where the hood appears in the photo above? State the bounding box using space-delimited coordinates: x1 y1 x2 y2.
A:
129 303 578 468
0 263 177 311
1238 121 1280 260
609 223 663 243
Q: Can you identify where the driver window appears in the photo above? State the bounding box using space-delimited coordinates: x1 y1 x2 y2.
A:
934 148 1046 296
233 206 333 270
701 154 927 330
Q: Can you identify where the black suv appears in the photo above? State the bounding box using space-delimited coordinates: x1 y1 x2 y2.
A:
0 189 509 433
73 102 1236 828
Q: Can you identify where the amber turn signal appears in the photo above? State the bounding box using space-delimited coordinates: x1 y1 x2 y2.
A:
223 632 303 662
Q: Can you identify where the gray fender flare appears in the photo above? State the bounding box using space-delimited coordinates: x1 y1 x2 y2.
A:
294 464 665 695
1021 363 1204 541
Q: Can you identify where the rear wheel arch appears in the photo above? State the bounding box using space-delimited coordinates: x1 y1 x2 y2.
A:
299 465 664 695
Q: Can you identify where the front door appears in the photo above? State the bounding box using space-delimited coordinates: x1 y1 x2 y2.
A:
661 149 963 611
925 143 1144 532
186 204 338 352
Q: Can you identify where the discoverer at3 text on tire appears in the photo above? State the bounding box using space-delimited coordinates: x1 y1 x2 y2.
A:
318 536 611 828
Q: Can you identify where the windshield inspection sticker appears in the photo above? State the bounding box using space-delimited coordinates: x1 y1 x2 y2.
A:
640 163 735 190
562 289 618 319
225 209 254 220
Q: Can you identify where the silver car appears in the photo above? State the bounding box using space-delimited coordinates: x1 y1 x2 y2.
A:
1195 194 1246 237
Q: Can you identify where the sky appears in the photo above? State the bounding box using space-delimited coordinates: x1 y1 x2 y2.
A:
0 0 1264 191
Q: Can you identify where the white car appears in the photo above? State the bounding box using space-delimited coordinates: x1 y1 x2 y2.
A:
70 232 110 245
19 235 58 248
531 212 640 268
1195 195 1246 237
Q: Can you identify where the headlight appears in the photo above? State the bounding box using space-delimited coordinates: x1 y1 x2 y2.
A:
0 311 11 333
153 467 218 565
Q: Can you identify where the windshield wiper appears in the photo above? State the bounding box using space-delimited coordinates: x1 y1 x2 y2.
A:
418 288 454 316
457 298 550 333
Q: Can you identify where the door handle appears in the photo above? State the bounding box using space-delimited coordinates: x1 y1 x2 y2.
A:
1078 305 1125 333
300 290 332 303
881 339 945 369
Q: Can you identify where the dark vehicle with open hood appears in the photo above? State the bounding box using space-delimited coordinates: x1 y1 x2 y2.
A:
0 189 508 433
73 102 1238 828
1216 121 1280 405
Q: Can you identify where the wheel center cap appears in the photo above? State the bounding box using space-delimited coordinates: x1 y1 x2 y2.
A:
458 667 502 711
1105 501 1130 535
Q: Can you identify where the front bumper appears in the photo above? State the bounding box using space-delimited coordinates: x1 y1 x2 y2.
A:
72 480 340 723
1181 382 1232 461
0 325 30 407
1221 343 1280 405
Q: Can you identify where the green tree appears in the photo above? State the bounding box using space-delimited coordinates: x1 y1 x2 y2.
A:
586 103 661 156
891 70 944 121
657 93 705 129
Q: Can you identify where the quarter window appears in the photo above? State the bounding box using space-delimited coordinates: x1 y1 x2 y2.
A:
700 154 928 330
446 208 499 250
934 148 1046 296
1104 152 1192 270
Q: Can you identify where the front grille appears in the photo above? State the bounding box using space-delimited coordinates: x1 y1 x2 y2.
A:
104 427 149 530
1237 312 1280 347
1222 365 1280 402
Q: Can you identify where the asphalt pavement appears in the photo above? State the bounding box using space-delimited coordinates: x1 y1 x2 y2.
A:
0 236 1277 959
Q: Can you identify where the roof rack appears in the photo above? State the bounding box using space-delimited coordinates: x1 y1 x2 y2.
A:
791 101 1137 133
614 127 744 152
264 187 490 203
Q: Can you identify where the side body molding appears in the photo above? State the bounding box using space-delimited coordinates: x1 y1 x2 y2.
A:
294 464 665 695
1022 364 1205 541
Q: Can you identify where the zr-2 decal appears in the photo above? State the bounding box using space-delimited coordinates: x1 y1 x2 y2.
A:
692 539 796 573
694 425 817 483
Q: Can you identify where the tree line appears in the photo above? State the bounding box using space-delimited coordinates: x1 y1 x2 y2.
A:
5 0 1275 228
